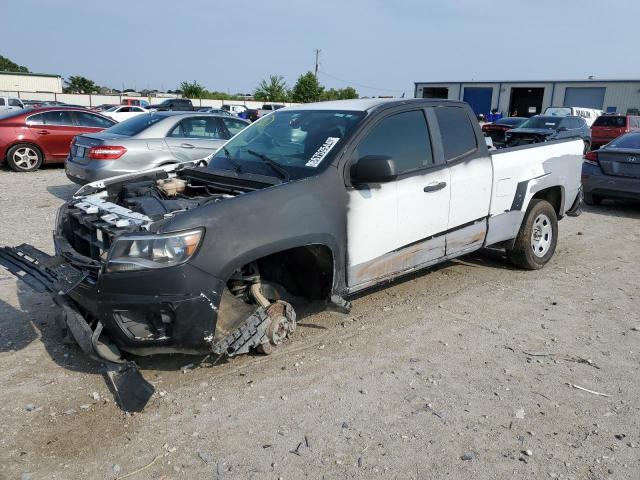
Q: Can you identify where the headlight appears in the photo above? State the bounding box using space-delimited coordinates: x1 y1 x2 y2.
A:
107 229 203 272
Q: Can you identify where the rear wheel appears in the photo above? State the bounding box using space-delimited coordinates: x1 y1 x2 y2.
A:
507 199 558 270
6 144 43 172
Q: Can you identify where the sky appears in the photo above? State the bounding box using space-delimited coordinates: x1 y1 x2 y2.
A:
2 0 640 97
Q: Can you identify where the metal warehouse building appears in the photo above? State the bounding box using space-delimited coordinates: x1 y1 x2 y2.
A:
0 71 63 94
414 79 640 117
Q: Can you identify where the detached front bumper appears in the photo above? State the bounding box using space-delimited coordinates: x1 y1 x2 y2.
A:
1 240 226 356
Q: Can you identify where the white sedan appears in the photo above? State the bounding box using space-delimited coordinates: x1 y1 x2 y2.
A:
101 105 148 122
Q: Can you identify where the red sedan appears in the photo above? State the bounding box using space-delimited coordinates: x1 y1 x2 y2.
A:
0 107 116 172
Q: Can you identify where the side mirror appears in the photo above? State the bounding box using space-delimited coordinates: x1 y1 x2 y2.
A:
351 155 398 184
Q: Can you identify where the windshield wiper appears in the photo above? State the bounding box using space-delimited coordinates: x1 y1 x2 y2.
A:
247 149 290 181
221 147 243 175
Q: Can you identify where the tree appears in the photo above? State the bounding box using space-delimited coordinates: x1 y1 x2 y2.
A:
180 80 206 99
63 75 98 94
0 55 29 73
254 75 289 102
291 72 324 103
322 86 359 101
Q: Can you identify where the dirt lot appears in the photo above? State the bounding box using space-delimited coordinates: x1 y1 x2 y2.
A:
0 166 638 480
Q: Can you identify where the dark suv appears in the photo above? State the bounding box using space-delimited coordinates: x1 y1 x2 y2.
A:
505 115 591 150
591 114 640 149
147 98 194 112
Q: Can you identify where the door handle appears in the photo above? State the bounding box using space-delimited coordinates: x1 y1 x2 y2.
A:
180 143 195 149
37 130 50 135
423 181 447 193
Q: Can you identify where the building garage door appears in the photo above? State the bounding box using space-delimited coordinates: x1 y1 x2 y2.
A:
563 87 606 109
463 87 493 116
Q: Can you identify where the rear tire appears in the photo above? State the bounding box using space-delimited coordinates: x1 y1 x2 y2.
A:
506 199 558 270
6 144 43 172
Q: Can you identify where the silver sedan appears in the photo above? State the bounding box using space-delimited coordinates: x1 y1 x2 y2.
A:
65 112 249 185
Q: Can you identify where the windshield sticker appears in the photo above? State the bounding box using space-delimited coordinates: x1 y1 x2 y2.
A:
306 137 340 168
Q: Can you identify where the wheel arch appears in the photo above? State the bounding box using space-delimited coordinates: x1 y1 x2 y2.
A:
530 185 564 219
221 240 338 302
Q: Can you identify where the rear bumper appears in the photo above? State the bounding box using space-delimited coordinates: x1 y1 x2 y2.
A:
582 162 640 200
65 156 134 185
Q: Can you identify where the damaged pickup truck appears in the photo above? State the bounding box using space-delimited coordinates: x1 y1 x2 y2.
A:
0 99 583 411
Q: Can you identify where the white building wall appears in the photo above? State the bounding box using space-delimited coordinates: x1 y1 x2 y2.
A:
0 73 62 93
416 81 640 115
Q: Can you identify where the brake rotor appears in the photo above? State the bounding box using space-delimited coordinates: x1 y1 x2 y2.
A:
257 300 296 355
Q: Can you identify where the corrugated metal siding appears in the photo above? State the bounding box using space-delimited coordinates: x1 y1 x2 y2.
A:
0 74 62 93
416 81 640 115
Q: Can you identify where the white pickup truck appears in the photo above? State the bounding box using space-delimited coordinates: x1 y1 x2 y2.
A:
0 98 583 411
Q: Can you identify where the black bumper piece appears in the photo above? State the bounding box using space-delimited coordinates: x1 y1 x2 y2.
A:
0 244 154 412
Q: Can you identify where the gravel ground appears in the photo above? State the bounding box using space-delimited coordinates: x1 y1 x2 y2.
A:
0 166 639 480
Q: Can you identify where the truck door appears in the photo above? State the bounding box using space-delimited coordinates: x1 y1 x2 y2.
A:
432 105 493 255
346 109 451 288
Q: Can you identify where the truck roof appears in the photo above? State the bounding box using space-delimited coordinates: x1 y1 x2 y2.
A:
285 98 463 112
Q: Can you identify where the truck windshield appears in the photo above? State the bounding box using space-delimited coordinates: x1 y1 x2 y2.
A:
519 116 562 129
208 109 365 179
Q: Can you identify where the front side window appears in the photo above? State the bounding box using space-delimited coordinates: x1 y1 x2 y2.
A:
434 106 477 161
9 99 22 107
168 117 224 139
355 110 433 174
74 111 115 128
208 109 365 180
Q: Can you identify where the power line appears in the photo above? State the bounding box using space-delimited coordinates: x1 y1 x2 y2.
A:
317 70 402 94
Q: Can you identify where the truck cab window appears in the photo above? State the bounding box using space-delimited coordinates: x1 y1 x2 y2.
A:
355 110 433 174
435 106 477 161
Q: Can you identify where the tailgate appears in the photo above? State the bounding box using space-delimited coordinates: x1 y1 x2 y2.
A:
598 151 640 179
0 244 87 294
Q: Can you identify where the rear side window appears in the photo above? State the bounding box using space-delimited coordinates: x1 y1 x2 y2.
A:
593 116 626 127
0 98 5 106
27 111 74 126
434 106 477 161
74 111 115 128
355 110 433 174
168 117 225 139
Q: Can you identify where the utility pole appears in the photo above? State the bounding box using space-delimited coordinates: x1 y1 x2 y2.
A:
314 49 321 78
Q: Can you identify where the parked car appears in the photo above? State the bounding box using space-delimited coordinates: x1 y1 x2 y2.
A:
91 104 117 112
247 103 286 122
198 108 235 117
0 96 24 113
0 107 116 172
147 98 194 112
22 100 45 109
0 99 584 411
505 115 591 151
590 114 640 149
583 131 640 204
544 106 602 126
221 104 249 116
101 105 149 122
481 117 527 145
121 98 150 108
65 112 249 184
